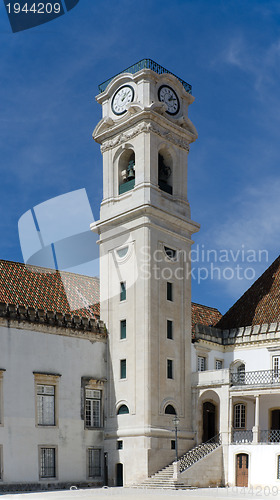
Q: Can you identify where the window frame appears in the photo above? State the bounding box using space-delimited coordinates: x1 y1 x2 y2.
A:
167 319 173 340
167 359 174 379
167 282 173 301
34 373 60 428
273 356 280 380
234 403 246 429
87 447 102 479
82 378 104 430
38 445 57 480
120 281 126 301
120 319 127 340
120 359 127 380
198 356 206 372
215 359 223 370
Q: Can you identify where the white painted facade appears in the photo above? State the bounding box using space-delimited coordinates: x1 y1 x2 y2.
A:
0 315 107 490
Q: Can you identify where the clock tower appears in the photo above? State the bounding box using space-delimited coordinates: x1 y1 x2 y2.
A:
91 60 199 486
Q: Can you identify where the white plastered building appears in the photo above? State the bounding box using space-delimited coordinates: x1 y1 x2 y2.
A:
0 60 279 492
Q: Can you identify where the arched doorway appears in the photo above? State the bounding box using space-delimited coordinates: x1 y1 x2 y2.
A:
116 463 123 486
236 453 249 487
203 402 216 442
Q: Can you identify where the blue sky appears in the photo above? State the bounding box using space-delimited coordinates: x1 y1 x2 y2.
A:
1 0 280 314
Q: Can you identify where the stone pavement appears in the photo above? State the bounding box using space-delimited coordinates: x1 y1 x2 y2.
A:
0 487 278 500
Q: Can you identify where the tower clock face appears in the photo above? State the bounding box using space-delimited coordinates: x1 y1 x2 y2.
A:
158 85 180 115
112 85 134 115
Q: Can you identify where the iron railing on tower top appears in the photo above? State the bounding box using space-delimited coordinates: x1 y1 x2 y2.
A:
98 59 192 94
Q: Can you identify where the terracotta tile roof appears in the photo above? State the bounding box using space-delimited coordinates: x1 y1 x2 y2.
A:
216 255 280 330
0 260 100 319
191 302 222 334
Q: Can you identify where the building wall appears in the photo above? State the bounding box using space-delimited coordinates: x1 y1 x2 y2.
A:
0 322 106 486
228 444 280 488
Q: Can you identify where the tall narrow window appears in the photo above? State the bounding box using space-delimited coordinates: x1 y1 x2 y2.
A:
273 356 280 379
120 282 126 301
37 385 55 426
85 389 101 428
198 356 206 372
167 359 173 379
120 359 126 379
120 319 126 340
167 320 173 339
277 455 280 480
234 403 246 428
34 373 60 427
39 447 56 479
88 448 101 477
167 282 173 301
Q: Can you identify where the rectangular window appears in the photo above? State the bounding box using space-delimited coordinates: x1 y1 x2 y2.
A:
39 447 56 479
120 282 126 301
216 360 223 370
198 356 206 372
234 403 246 428
37 385 55 426
120 359 126 379
88 448 101 478
167 320 173 339
117 440 123 450
167 359 173 379
273 356 280 378
167 282 173 301
277 455 280 480
120 319 126 340
85 389 101 428
171 440 175 450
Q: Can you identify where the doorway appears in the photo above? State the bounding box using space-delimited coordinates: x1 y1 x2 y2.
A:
236 453 249 487
116 463 123 486
203 401 216 442
270 409 280 442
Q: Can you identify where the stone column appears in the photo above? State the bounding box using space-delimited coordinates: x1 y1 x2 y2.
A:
253 394 260 443
228 395 233 444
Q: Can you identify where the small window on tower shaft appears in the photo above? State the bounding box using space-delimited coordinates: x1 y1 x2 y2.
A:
120 282 126 301
167 282 173 301
167 359 173 379
167 320 173 339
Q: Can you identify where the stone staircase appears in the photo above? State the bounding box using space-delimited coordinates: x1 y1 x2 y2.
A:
131 435 221 489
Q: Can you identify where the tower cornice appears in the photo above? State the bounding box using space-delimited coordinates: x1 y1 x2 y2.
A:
93 109 197 152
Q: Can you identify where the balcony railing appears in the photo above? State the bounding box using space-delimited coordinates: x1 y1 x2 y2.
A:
232 430 253 444
232 429 280 444
231 370 280 386
260 430 280 443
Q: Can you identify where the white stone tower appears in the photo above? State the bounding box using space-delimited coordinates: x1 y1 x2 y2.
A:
91 60 199 486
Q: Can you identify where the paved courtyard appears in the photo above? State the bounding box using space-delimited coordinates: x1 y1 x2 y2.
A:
0 487 279 500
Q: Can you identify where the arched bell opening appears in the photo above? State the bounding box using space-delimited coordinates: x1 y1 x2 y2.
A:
118 149 135 194
158 150 172 195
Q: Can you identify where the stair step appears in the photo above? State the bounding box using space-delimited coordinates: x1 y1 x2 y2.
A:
131 437 221 489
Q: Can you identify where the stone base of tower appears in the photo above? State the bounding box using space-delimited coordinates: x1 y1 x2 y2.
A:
105 434 195 486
